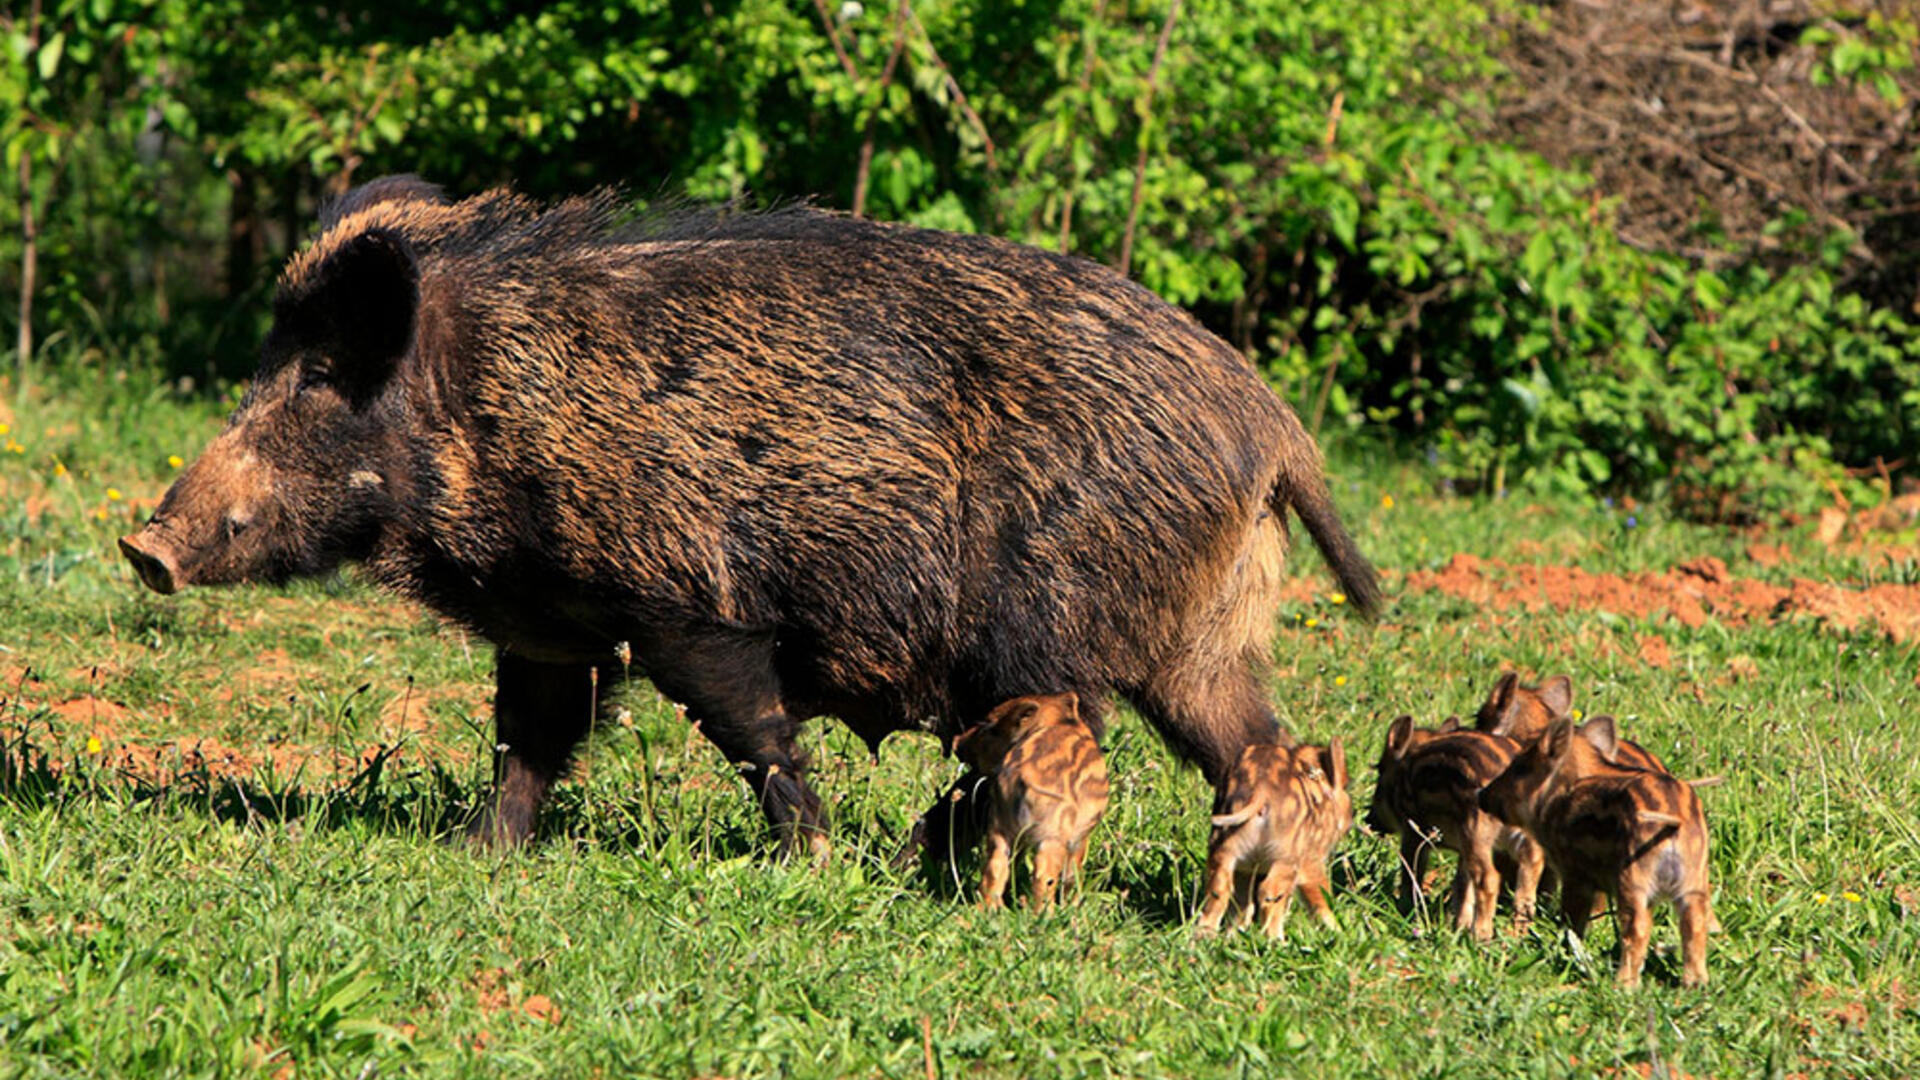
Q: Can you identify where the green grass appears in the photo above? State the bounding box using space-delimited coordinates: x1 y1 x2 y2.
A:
3 367 1918 1078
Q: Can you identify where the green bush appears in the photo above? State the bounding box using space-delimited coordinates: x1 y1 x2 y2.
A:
3 0 1915 517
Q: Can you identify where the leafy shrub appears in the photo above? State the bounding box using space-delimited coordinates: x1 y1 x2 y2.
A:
3 0 1915 516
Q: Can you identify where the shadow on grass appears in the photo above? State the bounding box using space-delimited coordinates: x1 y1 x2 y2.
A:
0 727 483 840
0 715 788 867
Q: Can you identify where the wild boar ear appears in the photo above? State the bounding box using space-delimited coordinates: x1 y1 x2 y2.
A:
1545 716 1575 761
1385 715 1415 758
1323 738 1348 791
1540 675 1574 716
1578 715 1620 762
291 228 420 397
1439 715 1462 733
319 174 446 231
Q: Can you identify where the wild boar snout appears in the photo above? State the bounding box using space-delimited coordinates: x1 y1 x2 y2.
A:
1362 799 1392 836
118 530 181 595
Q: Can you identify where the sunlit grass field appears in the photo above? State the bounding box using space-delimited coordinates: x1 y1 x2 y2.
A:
3 365 1917 1077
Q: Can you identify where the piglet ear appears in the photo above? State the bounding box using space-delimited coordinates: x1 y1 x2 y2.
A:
984 697 1041 733
952 724 979 757
1540 675 1574 716
1439 715 1462 733
1054 690 1081 721
1483 672 1520 734
1545 716 1575 761
277 227 419 403
1385 715 1415 758
1323 737 1348 791
1488 672 1518 708
1578 715 1620 762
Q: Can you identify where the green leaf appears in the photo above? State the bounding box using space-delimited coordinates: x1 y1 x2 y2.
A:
1324 185 1360 251
1521 231 1554 288
1501 377 1540 418
37 31 65 80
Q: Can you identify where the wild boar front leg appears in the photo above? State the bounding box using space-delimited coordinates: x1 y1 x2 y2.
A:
978 829 1013 910
470 651 603 848
894 769 992 874
1256 862 1300 940
1298 862 1338 932
1510 837 1545 932
1064 840 1090 889
1458 826 1500 942
1560 881 1599 940
1195 841 1242 935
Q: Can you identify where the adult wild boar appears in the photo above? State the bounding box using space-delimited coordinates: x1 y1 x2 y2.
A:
120 176 1381 855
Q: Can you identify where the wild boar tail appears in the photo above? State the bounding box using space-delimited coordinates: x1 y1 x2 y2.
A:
1211 794 1266 829
1273 452 1383 620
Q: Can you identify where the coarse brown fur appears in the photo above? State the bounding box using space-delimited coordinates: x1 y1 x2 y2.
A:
1479 715 1714 989
1365 715 1545 940
953 693 1109 911
119 177 1381 858
1195 740 1352 939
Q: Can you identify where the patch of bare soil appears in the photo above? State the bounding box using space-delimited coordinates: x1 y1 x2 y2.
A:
470 968 561 1025
1403 553 1920 644
376 684 488 743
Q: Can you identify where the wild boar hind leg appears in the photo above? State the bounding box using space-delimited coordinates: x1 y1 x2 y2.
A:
638 622 830 860
471 650 604 848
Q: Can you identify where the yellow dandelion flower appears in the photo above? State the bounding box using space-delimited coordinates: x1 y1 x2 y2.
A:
1305 617 1320 629
93 507 108 521
52 461 68 477
167 454 184 469
1380 494 1395 510
86 736 103 755
5 439 22 454
1843 891 1862 904
0 422 9 435
1814 892 1830 905
106 487 123 501
1330 592 1346 605
1571 708 1584 721
1334 675 1348 687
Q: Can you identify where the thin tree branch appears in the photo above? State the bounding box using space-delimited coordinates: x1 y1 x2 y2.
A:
851 0 909 219
1752 70 1868 188
1117 0 1181 278
809 0 862 81
1058 0 1108 253
903 5 996 170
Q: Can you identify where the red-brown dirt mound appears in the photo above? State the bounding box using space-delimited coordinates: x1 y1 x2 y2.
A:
1404 553 1920 644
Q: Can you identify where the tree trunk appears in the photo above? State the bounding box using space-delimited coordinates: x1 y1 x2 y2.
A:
16 152 35 371
226 169 260 299
15 0 41 371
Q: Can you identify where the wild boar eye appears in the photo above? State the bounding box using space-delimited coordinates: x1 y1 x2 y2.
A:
294 367 331 397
